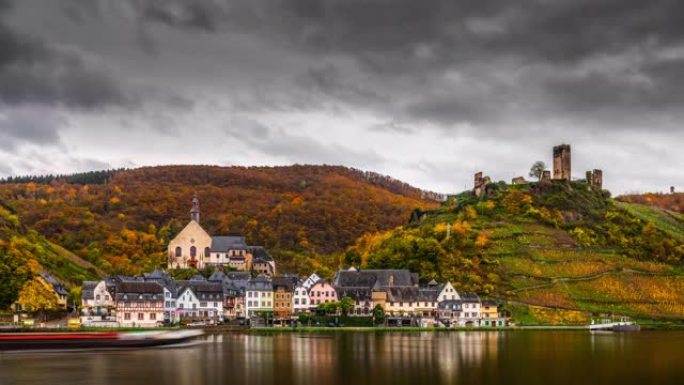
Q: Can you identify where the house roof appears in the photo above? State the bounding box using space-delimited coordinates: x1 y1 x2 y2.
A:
460 292 481 303
272 276 297 292
333 269 419 290
336 288 372 301
81 281 98 300
250 246 273 262
386 287 419 302
143 269 177 295
177 281 224 300
417 287 440 302
246 276 272 291
211 236 248 252
40 272 69 296
115 281 163 301
438 300 463 310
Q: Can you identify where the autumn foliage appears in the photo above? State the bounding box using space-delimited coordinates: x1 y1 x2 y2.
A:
0 165 437 276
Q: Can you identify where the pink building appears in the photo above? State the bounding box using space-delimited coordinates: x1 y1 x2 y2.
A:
308 280 338 309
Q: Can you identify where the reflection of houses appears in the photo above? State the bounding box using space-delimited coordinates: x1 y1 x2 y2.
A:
114 281 164 327
166 194 276 275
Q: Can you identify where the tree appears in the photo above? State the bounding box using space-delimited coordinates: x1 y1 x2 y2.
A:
339 297 355 316
17 277 58 318
372 304 385 325
529 161 546 181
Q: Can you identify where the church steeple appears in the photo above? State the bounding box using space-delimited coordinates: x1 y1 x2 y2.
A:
190 193 200 223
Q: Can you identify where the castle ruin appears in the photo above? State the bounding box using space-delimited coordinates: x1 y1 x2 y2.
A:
473 172 491 198
586 169 603 189
470 144 603 197
553 144 571 180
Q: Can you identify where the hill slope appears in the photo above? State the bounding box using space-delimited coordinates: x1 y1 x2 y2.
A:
0 201 100 309
618 192 684 214
344 181 684 324
0 165 438 276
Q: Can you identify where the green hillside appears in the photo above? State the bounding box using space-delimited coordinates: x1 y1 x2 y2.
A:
0 201 100 309
344 181 684 324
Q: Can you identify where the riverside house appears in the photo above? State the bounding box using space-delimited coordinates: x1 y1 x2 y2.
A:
176 278 224 323
81 278 117 326
292 280 311 314
273 276 298 320
308 279 338 309
115 281 164 327
245 276 273 320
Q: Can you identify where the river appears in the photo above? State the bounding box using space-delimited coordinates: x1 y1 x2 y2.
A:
1 331 683 385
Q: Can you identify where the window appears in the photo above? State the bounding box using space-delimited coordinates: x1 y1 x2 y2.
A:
175 247 182 257
190 246 197 257
294 298 299 305
213 302 218 308
138 313 144 320
200 302 207 307
96 294 101 301
150 313 156 320
205 247 211 258
124 313 131 320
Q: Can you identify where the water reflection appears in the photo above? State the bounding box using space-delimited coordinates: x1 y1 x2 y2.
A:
2 331 684 385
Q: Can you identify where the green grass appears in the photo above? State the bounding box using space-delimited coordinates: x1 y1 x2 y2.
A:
616 202 684 243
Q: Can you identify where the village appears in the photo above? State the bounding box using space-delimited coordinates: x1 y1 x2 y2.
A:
79 194 508 329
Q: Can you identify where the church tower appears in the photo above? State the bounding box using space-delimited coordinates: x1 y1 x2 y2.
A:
190 193 200 223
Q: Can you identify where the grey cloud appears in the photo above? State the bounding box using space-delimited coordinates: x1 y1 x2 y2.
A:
224 116 384 167
0 107 66 150
139 0 225 32
0 7 130 109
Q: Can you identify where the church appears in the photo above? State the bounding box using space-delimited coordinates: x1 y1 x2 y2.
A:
166 194 276 276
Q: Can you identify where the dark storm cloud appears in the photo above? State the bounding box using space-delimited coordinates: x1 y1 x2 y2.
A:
139 0 225 32
0 3 129 109
109 0 684 131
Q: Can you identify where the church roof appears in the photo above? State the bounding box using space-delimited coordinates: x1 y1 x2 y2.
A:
211 236 248 252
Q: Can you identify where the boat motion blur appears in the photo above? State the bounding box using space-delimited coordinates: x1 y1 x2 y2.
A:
0 329 204 351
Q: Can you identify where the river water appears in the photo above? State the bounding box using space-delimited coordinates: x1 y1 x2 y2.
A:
1 331 683 385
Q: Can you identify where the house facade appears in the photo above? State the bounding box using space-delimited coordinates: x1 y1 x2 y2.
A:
176 280 224 323
245 277 273 320
114 281 164 327
308 280 338 308
292 281 311 314
81 279 116 326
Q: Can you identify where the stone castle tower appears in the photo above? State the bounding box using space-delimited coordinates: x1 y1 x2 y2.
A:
190 193 200 223
553 144 571 180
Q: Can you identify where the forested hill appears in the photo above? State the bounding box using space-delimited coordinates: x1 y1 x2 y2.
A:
0 165 439 277
0 200 100 309
343 181 684 323
617 192 684 214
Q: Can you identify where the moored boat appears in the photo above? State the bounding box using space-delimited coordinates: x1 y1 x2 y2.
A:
0 330 204 351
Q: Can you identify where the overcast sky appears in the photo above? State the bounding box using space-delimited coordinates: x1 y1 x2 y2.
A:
1 0 683 194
